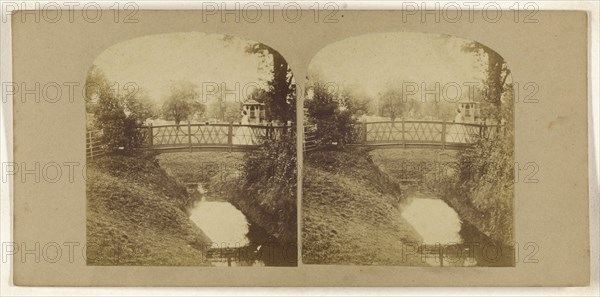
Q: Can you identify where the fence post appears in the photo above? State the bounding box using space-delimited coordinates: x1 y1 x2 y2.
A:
362 121 368 144
401 119 406 148
148 123 153 147
441 121 447 150
188 121 192 152
228 122 233 152
480 123 485 137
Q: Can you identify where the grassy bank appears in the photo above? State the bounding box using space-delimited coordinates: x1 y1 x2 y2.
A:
86 153 212 266
302 148 424 265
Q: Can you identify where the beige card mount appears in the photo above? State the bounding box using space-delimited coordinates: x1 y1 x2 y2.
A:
8 9 589 286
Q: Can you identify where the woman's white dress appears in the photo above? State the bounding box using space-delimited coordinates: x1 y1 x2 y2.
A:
232 114 255 145
448 112 467 143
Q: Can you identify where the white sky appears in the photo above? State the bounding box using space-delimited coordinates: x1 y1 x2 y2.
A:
308 32 488 97
93 32 272 104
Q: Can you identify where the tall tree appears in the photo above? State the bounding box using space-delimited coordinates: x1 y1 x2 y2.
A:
462 42 511 123
245 43 295 123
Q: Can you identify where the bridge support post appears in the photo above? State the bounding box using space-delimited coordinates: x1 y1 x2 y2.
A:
362 121 367 144
401 119 406 148
148 123 153 147
441 121 447 150
188 121 192 153
228 122 233 152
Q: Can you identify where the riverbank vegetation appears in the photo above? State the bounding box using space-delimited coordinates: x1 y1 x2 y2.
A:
440 42 514 246
302 147 424 265
439 134 514 246
86 153 212 265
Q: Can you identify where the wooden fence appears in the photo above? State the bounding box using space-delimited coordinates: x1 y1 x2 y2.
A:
352 120 505 149
136 122 293 153
86 130 105 160
303 124 317 152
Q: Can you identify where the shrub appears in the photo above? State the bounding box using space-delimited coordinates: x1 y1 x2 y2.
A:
442 131 514 245
237 129 297 242
91 83 156 154
305 83 358 147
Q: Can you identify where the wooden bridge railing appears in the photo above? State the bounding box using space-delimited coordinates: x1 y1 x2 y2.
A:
137 122 293 152
352 120 504 149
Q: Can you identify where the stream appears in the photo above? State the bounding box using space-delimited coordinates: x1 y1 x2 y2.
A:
400 195 514 267
187 183 296 267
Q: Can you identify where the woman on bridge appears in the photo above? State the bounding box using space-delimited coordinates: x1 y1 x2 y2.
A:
232 107 256 145
448 108 468 143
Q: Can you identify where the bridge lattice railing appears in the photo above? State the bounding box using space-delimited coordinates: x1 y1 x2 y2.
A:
353 120 504 148
137 123 292 149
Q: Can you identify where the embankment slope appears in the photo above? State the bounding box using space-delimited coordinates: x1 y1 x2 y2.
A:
302 148 424 265
87 154 211 265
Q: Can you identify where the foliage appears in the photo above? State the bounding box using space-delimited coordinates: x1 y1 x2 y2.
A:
244 42 296 123
161 81 205 125
462 41 511 123
206 97 242 123
305 81 358 147
238 130 297 242
336 85 371 117
87 66 157 154
378 86 405 121
446 132 514 245
435 42 515 245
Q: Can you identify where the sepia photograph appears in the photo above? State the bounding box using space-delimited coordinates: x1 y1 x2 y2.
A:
302 32 515 266
85 32 297 266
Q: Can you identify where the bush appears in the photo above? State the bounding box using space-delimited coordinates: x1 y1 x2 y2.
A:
440 132 514 245
305 82 358 147
92 84 155 154
234 129 297 242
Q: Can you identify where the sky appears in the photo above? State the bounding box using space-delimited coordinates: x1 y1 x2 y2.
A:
93 32 273 105
308 32 489 98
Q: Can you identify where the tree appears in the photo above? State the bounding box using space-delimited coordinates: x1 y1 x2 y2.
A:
305 79 357 147
205 85 242 123
87 66 157 154
85 65 113 115
337 85 371 117
462 42 511 123
244 42 296 123
444 41 515 245
162 81 203 125
378 87 405 121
